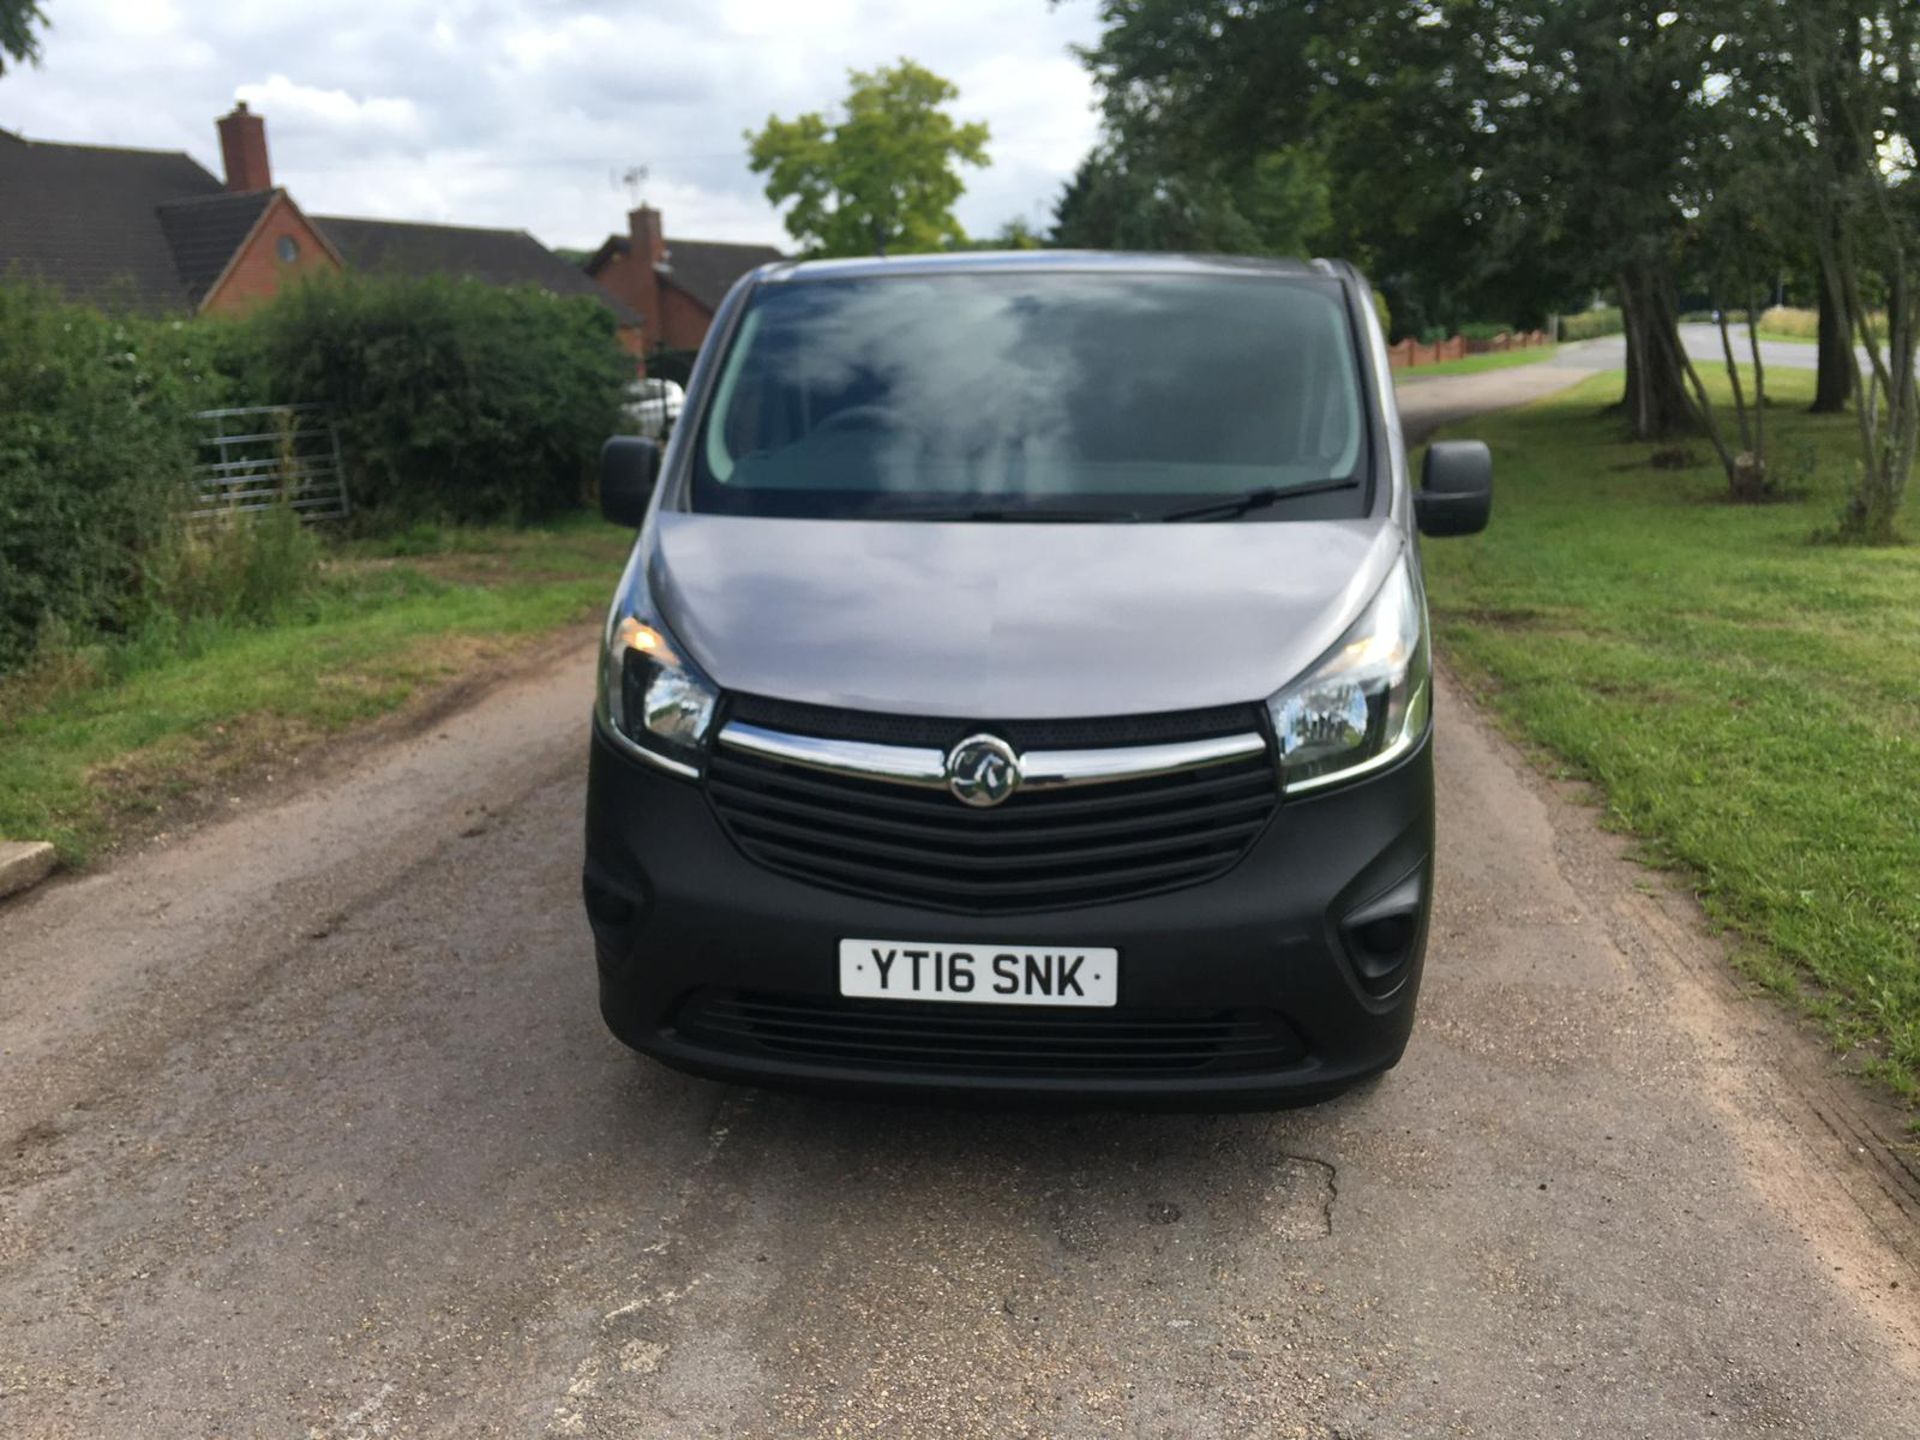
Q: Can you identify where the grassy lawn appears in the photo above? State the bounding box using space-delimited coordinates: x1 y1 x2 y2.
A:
1396 345 1561 380
0 516 631 864
1422 366 1920 1106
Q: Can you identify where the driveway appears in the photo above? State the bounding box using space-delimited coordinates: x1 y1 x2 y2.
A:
2 374 1916 1436
1394 346 1616 442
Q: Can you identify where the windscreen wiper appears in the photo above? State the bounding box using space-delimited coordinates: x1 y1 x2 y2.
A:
1158 477 1360 522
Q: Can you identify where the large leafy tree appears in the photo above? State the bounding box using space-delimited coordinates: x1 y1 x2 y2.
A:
1497 3 1730 439
1053 143 1329 258
746 60 990 258
1066 4 1582 328
1072 1 1916 530
1 0 48 75
1059 3 1345 261
1069 1 1728 438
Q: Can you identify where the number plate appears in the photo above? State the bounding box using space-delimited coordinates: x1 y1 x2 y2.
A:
838 940 1118 1008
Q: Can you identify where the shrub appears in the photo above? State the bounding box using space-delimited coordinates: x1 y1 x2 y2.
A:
1559 306 1624 341
236 274 631 528
1756 305 1886 342
1759 305 1823 340
0 283 234 671
1457 321 1513 341
150 503 321 629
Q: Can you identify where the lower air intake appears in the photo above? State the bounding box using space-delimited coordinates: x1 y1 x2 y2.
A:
674 989 1305 1078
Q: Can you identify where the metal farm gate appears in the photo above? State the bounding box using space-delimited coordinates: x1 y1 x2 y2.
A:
192 405 350 523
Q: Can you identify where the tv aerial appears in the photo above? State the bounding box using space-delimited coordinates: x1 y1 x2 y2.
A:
613 164 650 208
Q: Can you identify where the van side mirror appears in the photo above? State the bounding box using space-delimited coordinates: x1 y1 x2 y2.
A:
600 436 660 527
1416 441 1492 537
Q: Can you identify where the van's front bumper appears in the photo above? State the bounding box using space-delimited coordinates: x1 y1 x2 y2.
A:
582 721 1434 1105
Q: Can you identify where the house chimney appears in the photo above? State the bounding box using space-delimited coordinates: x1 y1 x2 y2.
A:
630 205 666 267
217 101 271 193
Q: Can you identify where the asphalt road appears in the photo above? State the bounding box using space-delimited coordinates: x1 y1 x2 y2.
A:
3 370 1918 1436
1394 325 1841 399
1389 326 1832 442
1561 323 1837 376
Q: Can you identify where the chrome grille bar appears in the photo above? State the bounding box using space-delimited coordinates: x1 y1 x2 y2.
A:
716 721 1269 791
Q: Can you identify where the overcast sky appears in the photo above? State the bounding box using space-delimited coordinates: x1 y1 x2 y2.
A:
2 0 1104 250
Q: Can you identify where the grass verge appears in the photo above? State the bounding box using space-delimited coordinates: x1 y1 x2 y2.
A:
0 516 631 865
1397 345 1561 380
1422 366 1920 1106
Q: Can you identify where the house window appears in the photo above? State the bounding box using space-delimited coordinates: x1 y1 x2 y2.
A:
277 235 300 264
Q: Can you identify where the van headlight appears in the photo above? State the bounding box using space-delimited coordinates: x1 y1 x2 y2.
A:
1267 558 1430 795
597 600 719 777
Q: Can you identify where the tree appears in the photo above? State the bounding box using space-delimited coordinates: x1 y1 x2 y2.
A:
944 217 1045 252
1051 142 1328 257
992 217 1044 250
1677 159 1789 501
746 60 989 258
1808 63 1865 415
1811 275 1855 413
1 0 48 75
1788 1 1920 541
1069 2 1717 436
1722 0 1919 538
1061 2 1336 257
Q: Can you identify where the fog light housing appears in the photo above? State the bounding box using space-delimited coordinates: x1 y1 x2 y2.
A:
1338 864 1427 997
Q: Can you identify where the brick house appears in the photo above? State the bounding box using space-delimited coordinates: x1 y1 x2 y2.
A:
0 103 639 346
584 206 781 363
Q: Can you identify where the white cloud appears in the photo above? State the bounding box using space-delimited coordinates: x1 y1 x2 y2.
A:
0 0 1104 250
235 75 423 143
498 13 623 72
719 0 860 39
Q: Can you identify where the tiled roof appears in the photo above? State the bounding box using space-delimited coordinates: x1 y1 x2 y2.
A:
0 132 647 326
315 215 642 327
0 135 225 309
659 238 784 311
583 233 784 313
156 189 276 303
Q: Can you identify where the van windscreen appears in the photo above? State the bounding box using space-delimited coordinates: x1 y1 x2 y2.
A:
687 271 1371 521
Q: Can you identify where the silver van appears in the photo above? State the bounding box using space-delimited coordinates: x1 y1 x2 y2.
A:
582 251 1490 1103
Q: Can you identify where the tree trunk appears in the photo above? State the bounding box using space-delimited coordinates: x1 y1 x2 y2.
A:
1810 70 1859 417
1841 266 1918 543
1812 282 1851 413
1614 289 1640 419
1618 263 1695 441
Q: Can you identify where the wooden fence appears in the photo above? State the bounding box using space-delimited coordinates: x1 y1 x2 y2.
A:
1387 330 1553 370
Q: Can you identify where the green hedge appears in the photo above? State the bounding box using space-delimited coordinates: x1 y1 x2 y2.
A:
1 271 632 677
0 284 235 671
1559 306 1624 341
238 273 631 526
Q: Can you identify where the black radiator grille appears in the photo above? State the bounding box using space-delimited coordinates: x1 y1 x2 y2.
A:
675 990 1304 1077
705 715 1277 914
